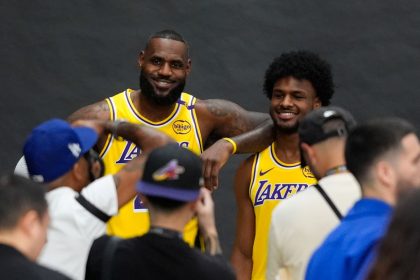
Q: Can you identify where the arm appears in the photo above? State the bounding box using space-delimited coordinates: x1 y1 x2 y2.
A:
196 188 223 256
201 120 274 189
67 100 111 152
112 121 173 207
196 99 270 143
231 156 255 280
196 99 274 189
73 120 173 208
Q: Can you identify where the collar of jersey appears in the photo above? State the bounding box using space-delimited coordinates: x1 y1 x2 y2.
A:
269 142 301 169
126 89 183 126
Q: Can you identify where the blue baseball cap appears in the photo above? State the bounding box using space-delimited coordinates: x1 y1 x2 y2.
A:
23 119 98 183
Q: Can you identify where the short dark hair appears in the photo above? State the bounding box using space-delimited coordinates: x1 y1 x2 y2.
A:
345 118 416 185
146 195 186 212
263 50 334 105
366 188 420 280
146 30 189 57
0 174 48 229
150 29 186 43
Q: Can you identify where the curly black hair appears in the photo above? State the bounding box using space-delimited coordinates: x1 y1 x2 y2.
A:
263 50 334 105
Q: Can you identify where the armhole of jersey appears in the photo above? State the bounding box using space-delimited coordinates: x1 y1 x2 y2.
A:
99 98 115 158
189 96 204 153
249 154 260 199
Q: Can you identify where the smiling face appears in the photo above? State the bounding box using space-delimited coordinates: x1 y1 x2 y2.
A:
139 38 191 106
270 76 321 133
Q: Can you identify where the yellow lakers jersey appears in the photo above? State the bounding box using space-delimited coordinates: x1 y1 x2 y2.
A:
100 89 204 244
249 143 316 280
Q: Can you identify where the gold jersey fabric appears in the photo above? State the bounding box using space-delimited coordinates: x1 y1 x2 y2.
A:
100 89 204 245
249 143 316 280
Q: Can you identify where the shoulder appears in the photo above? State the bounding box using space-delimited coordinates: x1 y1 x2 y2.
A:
242 154 258 168
68 99 110 122
192 251 236 280
35 264 71 280
235 154 257 178
81 175 118 215
274 187 318 217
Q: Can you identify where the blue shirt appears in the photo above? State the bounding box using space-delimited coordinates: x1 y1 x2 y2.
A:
305 198 392 280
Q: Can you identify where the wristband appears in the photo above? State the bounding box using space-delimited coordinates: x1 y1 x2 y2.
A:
223 137 237 154
110 120 124 141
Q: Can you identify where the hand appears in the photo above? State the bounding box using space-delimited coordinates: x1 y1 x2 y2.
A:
70 119 107 135
201 138 233 190
196 188 217 236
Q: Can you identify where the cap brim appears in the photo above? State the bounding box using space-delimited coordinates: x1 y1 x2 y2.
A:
136 181 199 202
73 127 98 154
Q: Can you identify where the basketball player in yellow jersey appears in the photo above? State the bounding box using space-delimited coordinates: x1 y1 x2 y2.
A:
231 51 335 280
68 30 272 243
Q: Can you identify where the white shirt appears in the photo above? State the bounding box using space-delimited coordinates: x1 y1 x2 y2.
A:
14 156 29 178
39 175 118 280
266 172 361 280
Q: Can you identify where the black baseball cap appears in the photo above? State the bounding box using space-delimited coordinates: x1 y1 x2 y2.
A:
299 106 356 145
136 143 203 202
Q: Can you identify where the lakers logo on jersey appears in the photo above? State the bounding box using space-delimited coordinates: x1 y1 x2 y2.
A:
172 120 192 134
302 165 315 178
249 143 317 280
116 141 141 164
254 180 310 206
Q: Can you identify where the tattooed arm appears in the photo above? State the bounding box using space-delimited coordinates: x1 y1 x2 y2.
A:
196 99 274 189
67 100 111 122
73 119 173 208
67 100 111 152
196 99 270 141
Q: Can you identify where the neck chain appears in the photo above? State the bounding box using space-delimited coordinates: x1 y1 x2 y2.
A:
149 226 183 239
325 165 348 177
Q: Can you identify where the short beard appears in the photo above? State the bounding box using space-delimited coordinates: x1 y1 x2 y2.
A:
270 109 300 134
139 71 185 106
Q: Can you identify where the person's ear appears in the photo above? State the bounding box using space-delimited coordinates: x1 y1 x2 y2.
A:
20 210 39 237
313 97 321 109
185 59 192 76
72 159 86 182
301 142 316 166
138 51 145 69
375 160 396 190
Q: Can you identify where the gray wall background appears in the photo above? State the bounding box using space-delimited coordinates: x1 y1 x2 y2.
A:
1 0 419 254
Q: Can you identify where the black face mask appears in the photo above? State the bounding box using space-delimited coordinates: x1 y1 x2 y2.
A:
83 149 105 182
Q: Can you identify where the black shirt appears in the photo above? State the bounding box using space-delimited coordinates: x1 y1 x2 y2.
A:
86 233 235 280
0 244 71 280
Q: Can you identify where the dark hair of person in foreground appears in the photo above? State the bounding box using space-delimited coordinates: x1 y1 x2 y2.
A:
366 188 420 280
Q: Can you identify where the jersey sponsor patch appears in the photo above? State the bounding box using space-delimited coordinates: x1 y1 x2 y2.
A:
172 120 192 134
254 180 310 206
